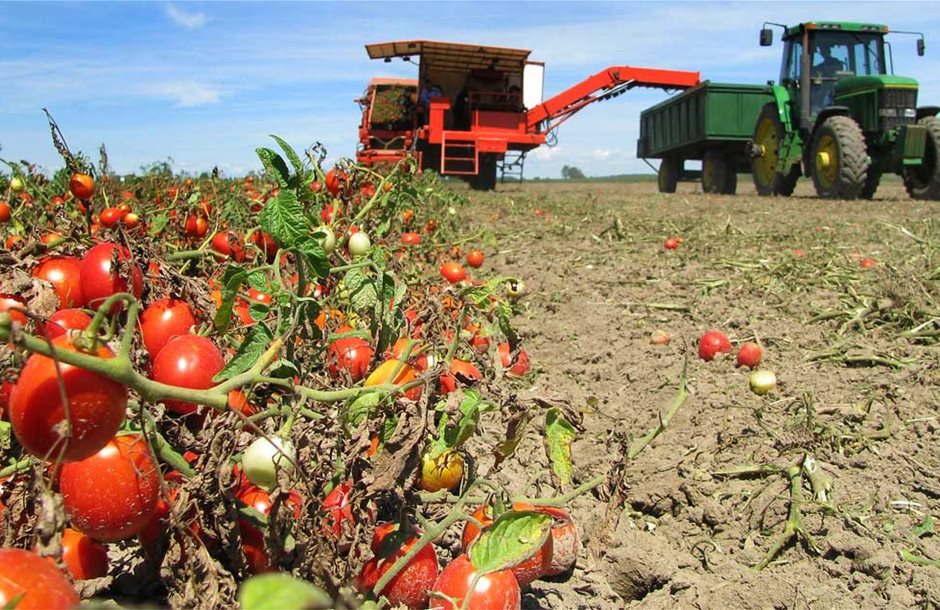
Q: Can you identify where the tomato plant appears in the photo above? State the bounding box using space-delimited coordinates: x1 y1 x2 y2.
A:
9 334 127 462
59 434 161 541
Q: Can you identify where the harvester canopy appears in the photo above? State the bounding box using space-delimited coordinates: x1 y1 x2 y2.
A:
365 40 532 74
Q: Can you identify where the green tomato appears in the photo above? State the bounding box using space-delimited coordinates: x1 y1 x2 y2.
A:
348 231 372 257
242 436 295 491
315 226 336 255
9 177 24 193
749 369 777 395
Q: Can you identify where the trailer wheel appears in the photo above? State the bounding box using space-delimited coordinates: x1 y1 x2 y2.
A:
703 150 736 194
811 115 869 199
469 154 498 191
658 157 679 193
903 116 940 200
751 104 797 196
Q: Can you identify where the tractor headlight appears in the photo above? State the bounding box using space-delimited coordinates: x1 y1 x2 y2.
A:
879 108 898 117
902 108 917 118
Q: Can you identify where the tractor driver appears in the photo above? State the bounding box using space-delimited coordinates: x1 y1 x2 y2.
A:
811 44 844 113
813 44 844 78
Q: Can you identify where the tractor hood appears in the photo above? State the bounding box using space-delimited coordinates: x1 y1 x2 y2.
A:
835 74 919 97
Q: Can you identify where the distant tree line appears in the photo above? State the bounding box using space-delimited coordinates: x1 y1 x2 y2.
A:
561 165 586 180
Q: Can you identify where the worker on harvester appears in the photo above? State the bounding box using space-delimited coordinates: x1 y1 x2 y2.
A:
418 79 443 125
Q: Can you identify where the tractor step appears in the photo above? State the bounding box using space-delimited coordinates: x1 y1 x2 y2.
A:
441 132 478 175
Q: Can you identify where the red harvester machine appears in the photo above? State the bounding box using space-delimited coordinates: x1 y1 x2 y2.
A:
356 40 700 189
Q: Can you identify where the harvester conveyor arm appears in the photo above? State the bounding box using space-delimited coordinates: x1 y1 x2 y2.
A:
525 66 700 132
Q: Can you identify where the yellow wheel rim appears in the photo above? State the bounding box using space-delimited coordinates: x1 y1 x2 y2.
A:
753 117 778 188
815 134 839 189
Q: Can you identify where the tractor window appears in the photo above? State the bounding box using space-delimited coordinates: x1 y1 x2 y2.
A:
780 39 803 84
811 31 886 77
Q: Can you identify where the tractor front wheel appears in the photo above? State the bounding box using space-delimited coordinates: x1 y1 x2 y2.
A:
751 104 797 196
658 156 679 193
702 150 737 194
810 115 869 199
903 116 940 200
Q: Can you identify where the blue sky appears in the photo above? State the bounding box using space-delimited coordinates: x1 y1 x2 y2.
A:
1 1 938 179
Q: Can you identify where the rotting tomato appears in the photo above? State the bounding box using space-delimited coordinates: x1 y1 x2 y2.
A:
419 449 464 493
439 359 481 394
321 480 354 540
44 308 92 339
33 256 85 308
0 548 79 610
460 504 552 587
428 553 520 610
139 298 197 359
497 343 530 377
79 242 143 313
355 522 439 610
69 173 95 200
59 434 160 542
698 329 733 362
10 334 127 462
150 335 225 415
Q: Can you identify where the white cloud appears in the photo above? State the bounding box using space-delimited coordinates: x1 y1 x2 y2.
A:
165 4 207 29
591 148 615 160
146 81 222 107
529 146 564 161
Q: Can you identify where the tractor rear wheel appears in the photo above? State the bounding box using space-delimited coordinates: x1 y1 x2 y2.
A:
658 156 679 193
703 150 737 194
903 116 940 200
751 104 797 196
810 115 869 199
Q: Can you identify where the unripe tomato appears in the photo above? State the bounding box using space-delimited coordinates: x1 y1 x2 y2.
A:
315 225 336 255
355 522 439 610
139 298 197 359
69 173 95 200
150 335 225 415
10 335 127 462
440 262 466 284
44 308 92 339
59 434 160 541
428 554 520 610
698 330 733 362
348 231 372 256
0 548 79 609
736 342 763 369
365 358 420 401
419 450 464 492
242 436 295 492
9 177 25 193
466 250 484 268
749 369 777 395
79 243 143 313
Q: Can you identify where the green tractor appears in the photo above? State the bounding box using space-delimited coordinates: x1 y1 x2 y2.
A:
751 21 939 199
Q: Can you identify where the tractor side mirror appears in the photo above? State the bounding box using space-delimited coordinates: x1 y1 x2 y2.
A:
760 28 773 46
917 38 925 56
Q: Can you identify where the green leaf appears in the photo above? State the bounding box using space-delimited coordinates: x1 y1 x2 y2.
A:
147 211 170 236
345 393 382 429
249 302 270 321
345 267 378 311
0 421 11 453
295 234 330 278
545 408 577 485
468 510 552 575
259 189 307 249
913 515 935 538
268 358 301 379
256 147 291 189
213 323 274 382
214 267 247 331
270 135 306 179
237 573 331 610
247 270 270 292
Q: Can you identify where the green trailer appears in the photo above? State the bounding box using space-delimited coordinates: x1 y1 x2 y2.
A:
637 81 773 194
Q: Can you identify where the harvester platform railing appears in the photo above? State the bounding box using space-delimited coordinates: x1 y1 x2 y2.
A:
499 150 527 183
525 66 700 133
441 132 479 175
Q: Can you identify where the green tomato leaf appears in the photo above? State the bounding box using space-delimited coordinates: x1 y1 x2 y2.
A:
213 267 247 331
259 189 307 250
344 393 382 429
237 573 331 610
345 267 378 312
256 147 291 189
913 515 935 539
248 302 270 322
468 510 552 575
147 211 170 236
246 270 270 292
213 323 274 382
269 135 306 181
295 234 330 278
545 408 577 486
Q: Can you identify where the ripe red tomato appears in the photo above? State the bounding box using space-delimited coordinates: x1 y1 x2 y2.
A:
440 262 466 284
55 527 109 580
698 330 733 362
428 553 520 610
69 173 95 200
321 481 354 539
497 343 530 377
33 256 85 308
325 168 342 196
150 335 225 415
44 308 92 339
663 236 680 250
59 434 160 541
0 293 27 326
236 485 302 574
736 342 763 369
0 201 11 223
211 231 245 261
79 242 143 313
466 250 484 268
227 389 258 417
0 548 79 609
10 334 127 462
327 328 374 382
139 298 197 359
355 522 439 610
859 257 877 269
439 359 481 394
252 231 279 263
99 207 125 228
401 232 422 246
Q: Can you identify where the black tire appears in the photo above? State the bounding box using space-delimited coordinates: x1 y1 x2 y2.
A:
751 104 798 196
861 167 882 200
658 156 679 193
702 150 736 194
469 154 497 191
810 115 869 199
903 116 940 200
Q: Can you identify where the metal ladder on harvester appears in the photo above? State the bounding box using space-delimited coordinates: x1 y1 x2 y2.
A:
440 131 478 176
498 151 526 183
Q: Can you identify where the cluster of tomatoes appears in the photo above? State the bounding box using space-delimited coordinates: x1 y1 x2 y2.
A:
0 151 567 610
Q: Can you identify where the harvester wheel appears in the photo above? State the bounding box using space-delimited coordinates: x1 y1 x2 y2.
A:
703 150 737 194
658 156 679 193
903 116 940 200
469 154 498 191
810 115 869 199
751 104 797 196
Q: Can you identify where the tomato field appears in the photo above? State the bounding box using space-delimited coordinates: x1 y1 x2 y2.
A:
0 132 938 609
